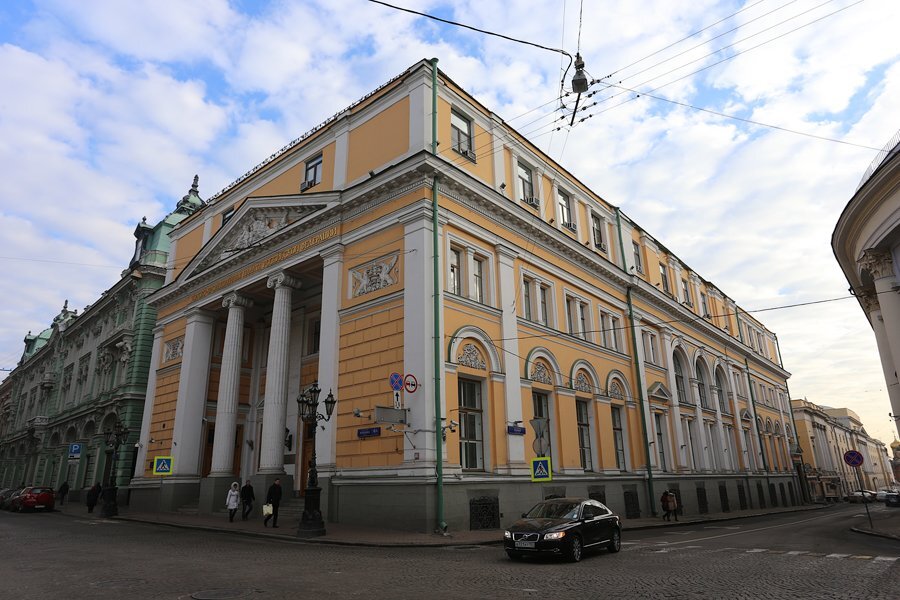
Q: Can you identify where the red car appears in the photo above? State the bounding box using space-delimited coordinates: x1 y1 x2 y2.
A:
10 487 55 512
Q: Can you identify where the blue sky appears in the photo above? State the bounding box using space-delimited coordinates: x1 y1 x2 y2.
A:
0 0 898 443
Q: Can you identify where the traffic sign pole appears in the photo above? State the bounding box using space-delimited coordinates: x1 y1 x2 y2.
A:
854 465 874 529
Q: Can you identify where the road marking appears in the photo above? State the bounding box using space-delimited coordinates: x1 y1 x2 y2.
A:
850 555 872 560
746 549 767 553
702 525 740 530
659 512 844 546
786 551 808 556
874 556 899 562
826 553 850 559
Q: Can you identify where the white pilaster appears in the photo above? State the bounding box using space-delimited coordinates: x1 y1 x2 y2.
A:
171 309 214 476
725 360 749 471
497 245 526 472
258 272 300 474
332 121 350 189
861 293 900 436
661 329 686 470
209 293 252 477
316 244 344 471
632 316 657 469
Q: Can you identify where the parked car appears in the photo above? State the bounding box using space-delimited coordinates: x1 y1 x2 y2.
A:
504 497 621 562
875 489 899 502
885 492 900 508
0 488 23 510
9 486 55 512
848 490 876 503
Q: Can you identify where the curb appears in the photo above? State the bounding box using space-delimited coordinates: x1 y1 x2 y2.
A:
621 504 829 532
849 527 900 542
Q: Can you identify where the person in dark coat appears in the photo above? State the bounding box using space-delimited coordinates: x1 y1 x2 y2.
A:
263 478 282 528
58 481 70 506
240 480 255 521
86 482 101 513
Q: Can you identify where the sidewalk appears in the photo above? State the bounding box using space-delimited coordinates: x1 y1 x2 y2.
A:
848 502 900 542
54 501 833 547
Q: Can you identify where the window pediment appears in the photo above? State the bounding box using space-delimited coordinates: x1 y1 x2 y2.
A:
647 381 672 403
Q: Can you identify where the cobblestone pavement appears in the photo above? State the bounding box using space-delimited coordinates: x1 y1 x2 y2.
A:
1 507 897 600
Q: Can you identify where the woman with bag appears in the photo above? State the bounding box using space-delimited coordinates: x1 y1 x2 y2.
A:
225 482 240 522
665 490 679 521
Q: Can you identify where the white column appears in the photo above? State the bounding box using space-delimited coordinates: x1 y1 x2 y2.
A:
134 326 163 476
632 316 657 469
745 367 764 472
171 309 214 476
209 293 252 477
316 244 344 471
725 360 749 471
861 294 900 437
690 379 708 470
258 272 300 474
497 245 526 472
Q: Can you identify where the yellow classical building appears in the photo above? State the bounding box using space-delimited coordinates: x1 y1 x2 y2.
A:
130 60 799 532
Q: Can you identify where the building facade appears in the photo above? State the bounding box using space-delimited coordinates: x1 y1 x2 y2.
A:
129 60 799 532
791 399 895 500
0 183 201 499
833 130 900 440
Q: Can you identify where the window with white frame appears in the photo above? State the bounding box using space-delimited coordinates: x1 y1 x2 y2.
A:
458 378 484 470
539 284 550 327
641 331 659 365
449 248 462 295
654 413 668 471
303 153 323 190
517 162 535 204
533 391 552 461
448 242 492 304
632 241 643 273
682 280 692 306
611 405 626 470
659 263 670 294
599 310 620 351
558 189 574 229
673 354 688 404
701 292 709 317
451 110 474 158
523 278 533 320
566 294 591 341
576 399 593 471
473 257 485 303
591 213 605 249
696 365 709 409
715 370 729 413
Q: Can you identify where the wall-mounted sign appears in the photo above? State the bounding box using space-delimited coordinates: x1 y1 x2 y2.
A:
152 456 173 476
374 406 408 425
530 457 552 482
357 427 382 439
68 443 82 460
507 425 526 436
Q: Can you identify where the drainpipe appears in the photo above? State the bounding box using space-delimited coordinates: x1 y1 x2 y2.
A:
626 287 656 516
430 57 446 533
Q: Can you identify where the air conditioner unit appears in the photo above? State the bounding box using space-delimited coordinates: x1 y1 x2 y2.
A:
524 197 540 207
562 222 577 232
301 180 316 191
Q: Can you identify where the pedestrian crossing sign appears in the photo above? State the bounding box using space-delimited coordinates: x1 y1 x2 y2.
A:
530 457 552 482
152 456 173 476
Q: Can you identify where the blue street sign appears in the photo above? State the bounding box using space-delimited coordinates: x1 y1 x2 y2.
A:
357 427 382 439
68 443 82 459
389 372 403 392
843 450 864 467
507 425 527 436
152 456 173 476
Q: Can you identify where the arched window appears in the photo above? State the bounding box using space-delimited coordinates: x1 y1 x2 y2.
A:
673 354 687 403
715 369 728 413
696 363 708 408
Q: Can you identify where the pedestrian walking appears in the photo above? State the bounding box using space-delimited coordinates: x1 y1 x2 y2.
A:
240 480 255 521
263 478 282 528
660 491 670 521
664 490 679 521
225 482 240 522
86 482 101 513
58 481 69 506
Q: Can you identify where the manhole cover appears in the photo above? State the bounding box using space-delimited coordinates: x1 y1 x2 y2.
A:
191 590 255 600
93 578 147 588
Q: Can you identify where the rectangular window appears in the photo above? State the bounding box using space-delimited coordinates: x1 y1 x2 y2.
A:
558 190 573 226
701 293 709 318
612 406 626 470
523 279 533 321
632 241 643 273
659 263 670 293
539 285 549 326
518 162 535 204
578 303 588 341
642 331 659 365
459 379 484 470
682 280 692 306
600 312 621 351
532 392 551 460
306 319 321 355
450 110 473 157
303 154 323 189
591 214 605 249
566 297 576 335
654 413 667 471
222 206 236 227
473 257 484 303
449 248 461 295
576 400 593 471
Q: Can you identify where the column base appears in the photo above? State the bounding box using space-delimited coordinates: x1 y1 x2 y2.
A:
199 475 237 514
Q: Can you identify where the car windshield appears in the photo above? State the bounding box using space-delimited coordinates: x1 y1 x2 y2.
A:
526 501 580 520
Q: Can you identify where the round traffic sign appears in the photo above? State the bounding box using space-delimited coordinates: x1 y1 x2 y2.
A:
389 372 403 392
843 450 864 467
404 374 418 394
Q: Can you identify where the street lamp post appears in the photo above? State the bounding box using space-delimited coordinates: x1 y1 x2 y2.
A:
296 382 336 538
100 420 130 518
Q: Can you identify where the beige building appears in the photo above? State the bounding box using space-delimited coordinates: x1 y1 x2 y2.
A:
791 399 895 500
129 60 799 532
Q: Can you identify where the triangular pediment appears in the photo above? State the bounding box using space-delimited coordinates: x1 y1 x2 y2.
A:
647 381 672 403
740 409 752 421
181 193 336 280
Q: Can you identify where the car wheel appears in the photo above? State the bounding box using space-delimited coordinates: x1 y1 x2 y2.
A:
567 534 583 562
608 528 621 553
506 551 524 561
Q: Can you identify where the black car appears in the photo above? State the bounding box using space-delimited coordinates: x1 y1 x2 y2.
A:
504 497 621 562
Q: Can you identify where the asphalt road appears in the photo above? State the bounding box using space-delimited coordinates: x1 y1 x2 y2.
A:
0 505 897 600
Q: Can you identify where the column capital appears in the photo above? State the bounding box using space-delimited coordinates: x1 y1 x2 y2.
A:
858 248 894 280
859 292 880 315
267 272 301 290
222 292 253 310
